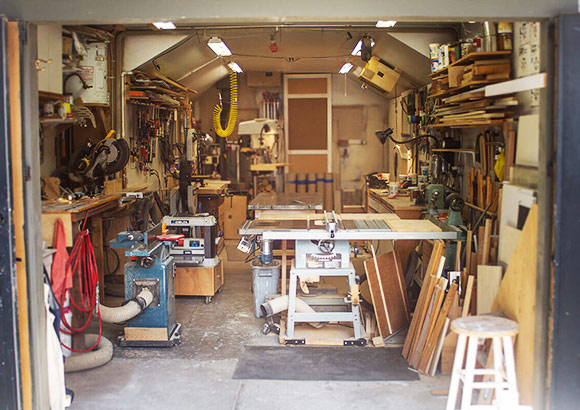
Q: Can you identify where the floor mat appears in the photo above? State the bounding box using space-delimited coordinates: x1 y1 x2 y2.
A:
233 346 419 381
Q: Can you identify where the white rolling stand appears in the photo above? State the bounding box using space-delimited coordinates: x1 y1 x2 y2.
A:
286 261 363 343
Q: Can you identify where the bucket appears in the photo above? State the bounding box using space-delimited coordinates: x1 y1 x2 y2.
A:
251 260 281 318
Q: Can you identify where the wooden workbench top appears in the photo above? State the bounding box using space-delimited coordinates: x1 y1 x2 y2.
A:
42 194 122 214
369 189 424 211
250 163 289 172
249 192 323 210
196 180 231 195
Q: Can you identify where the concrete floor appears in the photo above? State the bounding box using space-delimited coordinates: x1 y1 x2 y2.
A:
66 248 450 410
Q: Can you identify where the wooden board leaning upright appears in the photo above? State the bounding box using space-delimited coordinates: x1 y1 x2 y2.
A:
402 240 445 359
364 244 411 338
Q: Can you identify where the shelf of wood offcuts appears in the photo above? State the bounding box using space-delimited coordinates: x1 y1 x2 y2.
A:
428 51 516 128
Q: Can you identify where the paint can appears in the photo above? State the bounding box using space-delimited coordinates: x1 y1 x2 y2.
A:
429 43 441 60
388 183 400 196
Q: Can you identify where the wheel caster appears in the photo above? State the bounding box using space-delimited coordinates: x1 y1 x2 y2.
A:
205 296 212 304
262 323 271 335
217 287 223 294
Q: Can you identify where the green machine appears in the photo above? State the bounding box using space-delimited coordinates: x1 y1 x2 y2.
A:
425 184 466 271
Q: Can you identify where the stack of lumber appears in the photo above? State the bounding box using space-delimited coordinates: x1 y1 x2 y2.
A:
427 51 516 128
127 71 196 108
466 167 501 213
432 96 518 127
428 51 512 99
402 240 472 375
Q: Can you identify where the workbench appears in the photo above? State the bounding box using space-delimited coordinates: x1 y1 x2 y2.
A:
249 162 289 196
42 194 123 248
367 189 426 270
367 188 425 219
248 192 323 218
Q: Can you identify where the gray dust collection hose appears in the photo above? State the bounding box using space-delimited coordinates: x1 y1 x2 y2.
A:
261 295 325 329
99 288 154 324
64 288 154 373
64 334 113 373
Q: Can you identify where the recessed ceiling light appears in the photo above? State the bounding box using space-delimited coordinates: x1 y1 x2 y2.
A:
351 39 376 56
227 62 243 73
207 37 232 57
376 20 397 28
339 62 354 74
153 21 176 30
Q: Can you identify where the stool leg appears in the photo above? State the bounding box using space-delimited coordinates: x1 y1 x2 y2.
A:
492 337 505 406
446 334 467 410
461 336 479 409
502 336 519 405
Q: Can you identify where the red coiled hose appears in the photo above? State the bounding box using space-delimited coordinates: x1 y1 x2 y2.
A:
60 223 102 353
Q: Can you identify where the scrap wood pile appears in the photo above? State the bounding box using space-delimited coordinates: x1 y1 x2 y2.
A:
428 52 517 127
402 222 500 375
401 240 473 375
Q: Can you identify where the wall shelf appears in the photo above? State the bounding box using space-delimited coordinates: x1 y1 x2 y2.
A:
429 51 512 78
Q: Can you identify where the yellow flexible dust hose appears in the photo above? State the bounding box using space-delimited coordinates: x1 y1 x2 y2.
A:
212 70 238 138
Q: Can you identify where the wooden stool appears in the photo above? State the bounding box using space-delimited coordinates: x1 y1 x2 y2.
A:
446 315 519 410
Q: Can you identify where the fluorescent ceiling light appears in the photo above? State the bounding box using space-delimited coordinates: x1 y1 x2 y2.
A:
153 21 176 30
207 37 232 57
227 62 243 73
351 39 376 56
339 62 354 74
376 20 397 28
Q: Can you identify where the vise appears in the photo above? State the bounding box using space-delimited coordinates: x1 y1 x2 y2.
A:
110 224 182 347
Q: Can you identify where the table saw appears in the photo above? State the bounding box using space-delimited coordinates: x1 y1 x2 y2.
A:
239 211 458 344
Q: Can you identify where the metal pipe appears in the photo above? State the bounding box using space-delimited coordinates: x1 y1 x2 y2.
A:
120 70 133 140
177 56 220 81
260 239 273 264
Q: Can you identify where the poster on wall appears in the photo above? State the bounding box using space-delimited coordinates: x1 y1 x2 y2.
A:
515 22 541 107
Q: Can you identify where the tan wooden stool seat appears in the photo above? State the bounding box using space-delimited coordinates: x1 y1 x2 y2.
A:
446 315 520 410
451 316 519 338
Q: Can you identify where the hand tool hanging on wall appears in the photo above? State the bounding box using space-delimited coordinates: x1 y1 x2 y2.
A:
132 105 176 172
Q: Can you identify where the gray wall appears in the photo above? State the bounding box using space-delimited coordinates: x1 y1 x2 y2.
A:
0 0 577 23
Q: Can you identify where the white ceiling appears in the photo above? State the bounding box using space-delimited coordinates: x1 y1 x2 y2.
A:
132 27 456 96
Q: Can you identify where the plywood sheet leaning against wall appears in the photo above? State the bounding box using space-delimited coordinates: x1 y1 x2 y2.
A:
491 204 537 405
364 245 410 338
